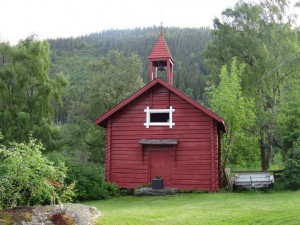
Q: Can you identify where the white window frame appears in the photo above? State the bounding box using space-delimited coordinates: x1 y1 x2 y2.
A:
144 106 175 128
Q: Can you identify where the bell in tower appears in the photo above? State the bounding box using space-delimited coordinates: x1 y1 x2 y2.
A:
154 60 167 71
148 27 174 85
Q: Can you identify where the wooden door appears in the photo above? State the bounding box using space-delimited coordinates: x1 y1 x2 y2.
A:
150 150 171 185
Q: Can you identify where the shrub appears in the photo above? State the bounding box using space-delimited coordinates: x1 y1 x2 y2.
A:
282 139 300 190
0 137 75 208
47 152 120 201
65 161 120 201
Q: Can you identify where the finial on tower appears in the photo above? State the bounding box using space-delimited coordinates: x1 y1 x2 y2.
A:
160 22 163 36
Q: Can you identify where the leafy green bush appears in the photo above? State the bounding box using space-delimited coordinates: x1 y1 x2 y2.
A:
282 139 300 190
0 136 75 208
66 161 119 201
47 152 120 201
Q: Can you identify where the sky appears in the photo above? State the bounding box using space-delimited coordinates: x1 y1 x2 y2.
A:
0 0 298 45
0 0 242 44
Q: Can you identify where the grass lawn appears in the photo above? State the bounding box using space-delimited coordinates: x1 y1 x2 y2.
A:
84 191 300 225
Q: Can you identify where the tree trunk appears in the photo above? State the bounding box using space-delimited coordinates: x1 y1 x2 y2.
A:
266 130 273 170
260 131 268 170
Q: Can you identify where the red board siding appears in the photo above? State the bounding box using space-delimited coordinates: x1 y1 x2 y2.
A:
105 85 220 191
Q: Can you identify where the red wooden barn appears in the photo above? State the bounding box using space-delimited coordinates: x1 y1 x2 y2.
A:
95 32 226 192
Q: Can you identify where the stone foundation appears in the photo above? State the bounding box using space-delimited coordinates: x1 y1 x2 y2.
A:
134 187 178 196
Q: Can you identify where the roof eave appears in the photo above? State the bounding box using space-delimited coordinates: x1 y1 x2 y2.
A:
95 79 160 126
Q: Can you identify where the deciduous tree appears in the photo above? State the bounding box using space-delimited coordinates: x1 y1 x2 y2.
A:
204 0 300 169
206 58 257 170
0 36 67 150
58 51 144 164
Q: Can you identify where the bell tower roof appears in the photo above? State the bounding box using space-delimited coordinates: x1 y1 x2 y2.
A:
148 32 173 60
148 29 174 85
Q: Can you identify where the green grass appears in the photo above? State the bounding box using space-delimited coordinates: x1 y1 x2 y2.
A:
84 191 300 225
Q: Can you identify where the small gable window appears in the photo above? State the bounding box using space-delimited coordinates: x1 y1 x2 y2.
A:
144 106 175 128
150 113 169 122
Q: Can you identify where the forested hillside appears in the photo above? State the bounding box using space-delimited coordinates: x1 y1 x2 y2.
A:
48 27 212 122
49 26 211 83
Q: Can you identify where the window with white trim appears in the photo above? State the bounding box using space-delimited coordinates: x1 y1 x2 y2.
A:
144 106 175 128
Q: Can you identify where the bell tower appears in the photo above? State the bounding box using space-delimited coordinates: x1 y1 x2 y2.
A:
148 27 174 85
